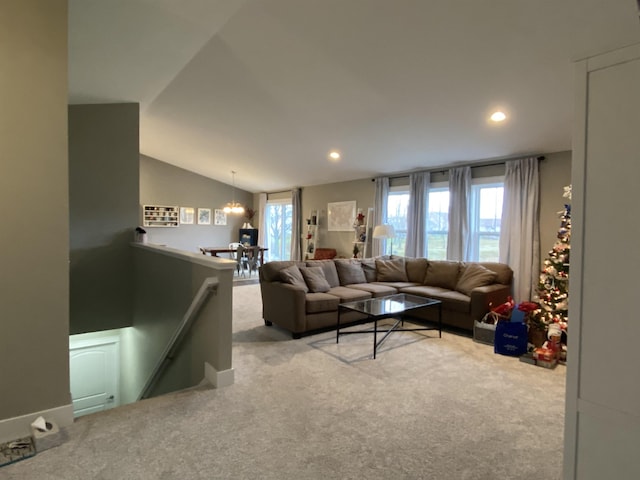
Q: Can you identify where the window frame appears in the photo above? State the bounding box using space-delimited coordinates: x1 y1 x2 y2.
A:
468 176 504 262
264 198 293 262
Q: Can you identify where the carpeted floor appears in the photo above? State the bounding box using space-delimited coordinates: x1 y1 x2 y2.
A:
2 284 566 479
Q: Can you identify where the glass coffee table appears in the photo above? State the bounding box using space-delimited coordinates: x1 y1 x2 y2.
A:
337 293 442 359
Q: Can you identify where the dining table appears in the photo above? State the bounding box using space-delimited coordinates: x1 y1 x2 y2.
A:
201 246 268 266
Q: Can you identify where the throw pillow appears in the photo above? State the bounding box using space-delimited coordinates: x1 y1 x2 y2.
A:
375 257 408 282
455 263 498 296
306 260 340 287
299 266 331 293
279 265 309 292
334 259 367 285
360 258 377 282
423 261 461 289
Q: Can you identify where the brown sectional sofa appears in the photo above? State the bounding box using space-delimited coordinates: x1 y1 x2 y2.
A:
259 256 513 338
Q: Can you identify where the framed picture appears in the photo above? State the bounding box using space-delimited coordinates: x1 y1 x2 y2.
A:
197 208 211 225
214 209 227 226
327 200 356 231
180 207 194 224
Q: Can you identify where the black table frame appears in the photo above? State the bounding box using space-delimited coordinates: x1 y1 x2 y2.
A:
336 294 442 359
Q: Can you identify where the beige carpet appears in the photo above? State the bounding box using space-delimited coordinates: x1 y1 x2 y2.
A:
2 284 566 479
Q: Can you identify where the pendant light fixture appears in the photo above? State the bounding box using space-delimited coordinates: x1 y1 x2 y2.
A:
223 170 245 214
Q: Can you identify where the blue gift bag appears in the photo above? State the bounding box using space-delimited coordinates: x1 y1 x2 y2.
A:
494 321 528 356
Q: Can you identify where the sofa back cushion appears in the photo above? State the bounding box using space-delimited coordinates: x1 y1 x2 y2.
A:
299 266 331 293
478 262 513 285
306 260 340 287
334 259 367 285
279 265 309 292
261 261 305 282
405 257 429 283
455 263 498 296
360 258 378 282
375 257 409 282
424 261 461 289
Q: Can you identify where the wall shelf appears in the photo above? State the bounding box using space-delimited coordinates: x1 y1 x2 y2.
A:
143 205 179 227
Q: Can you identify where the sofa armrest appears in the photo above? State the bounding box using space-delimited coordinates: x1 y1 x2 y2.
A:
469 284 512 322
260 281 307 333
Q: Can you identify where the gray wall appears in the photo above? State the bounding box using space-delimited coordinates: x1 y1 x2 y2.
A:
538 151 572 266
69 103 140 334
301 178 375 258
140 155 254 252
0 0 70 422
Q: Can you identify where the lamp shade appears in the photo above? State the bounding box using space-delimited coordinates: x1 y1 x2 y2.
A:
372 224 395 239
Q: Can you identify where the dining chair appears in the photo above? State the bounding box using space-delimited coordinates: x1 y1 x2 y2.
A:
232 244 248 277
245 246 260 276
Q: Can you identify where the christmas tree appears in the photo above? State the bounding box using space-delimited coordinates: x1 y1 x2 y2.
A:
532 185 571 335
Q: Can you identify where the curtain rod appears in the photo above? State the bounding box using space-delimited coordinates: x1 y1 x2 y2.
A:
372 155 546 181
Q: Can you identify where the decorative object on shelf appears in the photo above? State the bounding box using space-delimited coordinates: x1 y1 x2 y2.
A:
222 170 245 214
143 205 179 227
180 207 194 224
372 224 395 255
242 207 255 229
197 208 211 225
134 226 147 243
352 243 360 258
214 209 227 226
327 201 356 231
304 210 319 259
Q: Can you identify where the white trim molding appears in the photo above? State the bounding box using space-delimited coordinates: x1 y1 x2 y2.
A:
204 362 235 389
0 403 74 444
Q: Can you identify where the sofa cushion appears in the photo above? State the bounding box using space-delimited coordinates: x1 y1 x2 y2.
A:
334 259 367 285
261 261 305 282
373 281 422 289
305 292 341 313
423 261 461 289
405 257 429 284
326 286 372 302
478 262 513 285
400 286 470 314
299 266 331 293
345 283 398 297
279 265 309 292
306 260 340 288
455 263 498 296
360 258 377 282
375 258 409 282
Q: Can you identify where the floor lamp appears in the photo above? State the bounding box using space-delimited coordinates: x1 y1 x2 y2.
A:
372 224 395 255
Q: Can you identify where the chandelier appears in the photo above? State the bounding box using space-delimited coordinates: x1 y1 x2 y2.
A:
223 170 245 214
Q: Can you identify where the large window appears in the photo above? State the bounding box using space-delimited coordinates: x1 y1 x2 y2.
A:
386 188 409 255
264 199 292 261
426 187 449 259
469 180 503 262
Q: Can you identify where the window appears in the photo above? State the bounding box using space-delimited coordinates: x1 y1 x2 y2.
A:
386 188 409 255
469 180 503 262
264 199 292 261
426 187 449 260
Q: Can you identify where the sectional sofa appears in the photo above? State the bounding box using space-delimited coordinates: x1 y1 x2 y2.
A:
259 256 513 338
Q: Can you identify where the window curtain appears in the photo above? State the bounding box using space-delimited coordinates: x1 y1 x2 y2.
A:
257 192 267 248
372 177 389 257
290 188 302 261
499 157 540 302
446 166 471 261
405 171 430 257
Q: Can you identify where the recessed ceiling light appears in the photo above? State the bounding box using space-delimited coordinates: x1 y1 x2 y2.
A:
328 150 341 161
490 111 507 122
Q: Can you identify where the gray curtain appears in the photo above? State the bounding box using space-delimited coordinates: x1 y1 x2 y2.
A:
372 177 389 257
257 192 267 249
499 157 540 302
290 188 302 261
446 166 471 261
405 171 430 257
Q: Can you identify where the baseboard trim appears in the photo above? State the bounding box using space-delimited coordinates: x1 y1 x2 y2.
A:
0 403 74 444
204 362 234 388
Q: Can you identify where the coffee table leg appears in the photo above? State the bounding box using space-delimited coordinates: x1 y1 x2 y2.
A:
373 317 377 359
438 302 442 338
337 307 341 344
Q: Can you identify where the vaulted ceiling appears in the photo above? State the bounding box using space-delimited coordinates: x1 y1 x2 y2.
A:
68 0 640 193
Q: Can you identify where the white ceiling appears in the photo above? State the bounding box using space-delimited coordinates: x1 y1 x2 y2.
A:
69 0 640 193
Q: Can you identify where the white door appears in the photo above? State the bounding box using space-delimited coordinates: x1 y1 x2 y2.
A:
69 338 120 417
